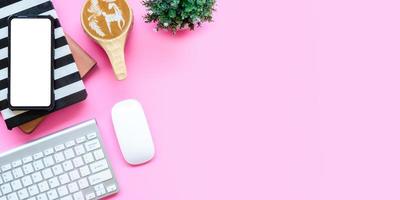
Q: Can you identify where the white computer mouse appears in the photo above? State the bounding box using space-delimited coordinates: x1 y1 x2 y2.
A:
111 99 155 165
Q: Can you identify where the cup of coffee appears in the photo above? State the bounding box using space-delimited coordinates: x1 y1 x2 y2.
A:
81 0 133 80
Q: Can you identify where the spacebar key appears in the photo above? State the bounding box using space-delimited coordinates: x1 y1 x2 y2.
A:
88 169 113 185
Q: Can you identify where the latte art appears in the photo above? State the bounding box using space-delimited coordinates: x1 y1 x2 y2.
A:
82 0 130 39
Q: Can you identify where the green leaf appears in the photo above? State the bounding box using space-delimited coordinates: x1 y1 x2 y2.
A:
197 0 206 5
168 9 176 18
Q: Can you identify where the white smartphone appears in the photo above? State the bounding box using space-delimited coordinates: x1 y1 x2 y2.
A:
8 16 54 110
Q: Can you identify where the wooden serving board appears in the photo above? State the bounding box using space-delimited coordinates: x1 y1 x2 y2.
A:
18 34 96 134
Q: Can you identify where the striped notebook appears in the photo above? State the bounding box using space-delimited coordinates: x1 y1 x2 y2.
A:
0 0 87 130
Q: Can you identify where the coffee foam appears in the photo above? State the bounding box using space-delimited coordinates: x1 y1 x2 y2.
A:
82 0 130 40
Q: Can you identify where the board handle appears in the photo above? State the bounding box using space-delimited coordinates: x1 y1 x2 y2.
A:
103 38 128 80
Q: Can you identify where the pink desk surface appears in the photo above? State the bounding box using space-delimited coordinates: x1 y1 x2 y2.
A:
2 0 400 199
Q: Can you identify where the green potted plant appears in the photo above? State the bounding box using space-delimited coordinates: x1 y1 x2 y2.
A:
143 0 216 34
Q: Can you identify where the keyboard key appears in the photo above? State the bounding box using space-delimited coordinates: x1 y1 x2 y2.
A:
73 191 84 200
85 192 95 200
12 160 22 168
65 140 75 148
44 148 54 156
17 188 29 199
37 193 48 200
76 136 86 144
88 170 112 185
52 164 63 176
43 156 55 167
0 176 3 185
32 171 43 183
2 171 13 182
54 152 65 163
74 145 85 156
1 183 12 194
57 185 68 197
94 183 106 196
72 157 84 168
79 166 90 177
55 144 65 152
21 176 33 187
7 192 18 200
90 160 108 173
12 167 24 179
93 149 105 160
60 195 73 200
83 153 94 164
1 164 11 171
78 178 89 189
38 181 49 193
62 160 74 172
85 139 100 151
33 160 45 171
34 152 44 160
69 170 80 181
11 179 22 191
59 174 70 185
67 182 79 193
107 184 117 192
23 156 33 163
28 184 39 196
23 163 34 174
42 168 53 179
64 149 75 160
47 189 58 200
86 132 96 140
48 177 60 189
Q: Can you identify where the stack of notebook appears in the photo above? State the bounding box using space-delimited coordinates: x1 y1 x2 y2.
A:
0 0 88 130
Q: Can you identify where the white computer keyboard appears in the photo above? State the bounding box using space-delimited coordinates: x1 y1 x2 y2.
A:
0 120 118 200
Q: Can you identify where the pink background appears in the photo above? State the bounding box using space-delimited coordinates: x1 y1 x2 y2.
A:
2 0 400 199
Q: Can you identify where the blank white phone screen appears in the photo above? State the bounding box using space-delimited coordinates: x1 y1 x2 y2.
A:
10 18 52 108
